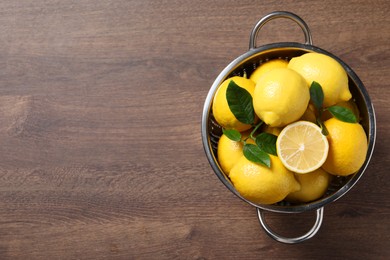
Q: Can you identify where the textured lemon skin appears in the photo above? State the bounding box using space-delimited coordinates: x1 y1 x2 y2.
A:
288 53 352 107
249 59 288 85
286 168 332 203
229 155 300 205
253 68 310 127
212 76 256 132
322 118 368 176
217 134 243 176
217 132 255 176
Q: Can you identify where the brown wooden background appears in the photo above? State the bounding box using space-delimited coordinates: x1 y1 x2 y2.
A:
0 0 388 259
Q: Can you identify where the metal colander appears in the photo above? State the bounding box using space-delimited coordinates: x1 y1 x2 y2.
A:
201 11 376 243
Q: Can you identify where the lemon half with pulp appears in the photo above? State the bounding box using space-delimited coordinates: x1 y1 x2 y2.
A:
276 121 329 174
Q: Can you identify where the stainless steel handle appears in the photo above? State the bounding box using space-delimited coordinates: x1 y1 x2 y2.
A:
257 207 324 244
249 11 313 49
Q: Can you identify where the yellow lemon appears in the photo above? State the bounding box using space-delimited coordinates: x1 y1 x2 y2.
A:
322 118 368 176
249 59 288 84
212 76 256 132
229 155 300 205
286 168 332 203
262 125 282 136
253 68 310 127
276 121 329 174
217 132 255 176
288 53 352 107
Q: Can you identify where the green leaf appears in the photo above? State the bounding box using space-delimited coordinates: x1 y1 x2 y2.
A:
327 106 357 123
310 81 324 110
255 133 277 156
222 128 242 142
226 80 255 125
243 143 271 168
317 118 329 136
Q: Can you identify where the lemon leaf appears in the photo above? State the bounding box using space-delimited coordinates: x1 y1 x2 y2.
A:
222 128 241 142
317 118 329 136
243 143 271 167
255 133 277 156
328 106 357 123
226 80 255 125
310 81 324 110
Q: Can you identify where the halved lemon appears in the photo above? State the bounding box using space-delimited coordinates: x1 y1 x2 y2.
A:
276 121 329 174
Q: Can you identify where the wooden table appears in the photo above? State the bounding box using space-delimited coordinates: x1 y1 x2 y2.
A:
0 1 388 259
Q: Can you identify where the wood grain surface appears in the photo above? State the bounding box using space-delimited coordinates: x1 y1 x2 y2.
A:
0 0 388 259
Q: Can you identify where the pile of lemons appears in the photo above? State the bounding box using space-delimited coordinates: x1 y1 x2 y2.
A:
213 53 368 205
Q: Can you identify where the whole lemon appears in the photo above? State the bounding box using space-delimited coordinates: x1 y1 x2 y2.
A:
249 59 288 84
229 155 300 205
253 67 310 127
286 168 332 203
212 76 256 132
217 132 255 176
322 118 368 176
288 53 352 107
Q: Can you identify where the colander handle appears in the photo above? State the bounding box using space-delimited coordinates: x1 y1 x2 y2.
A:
249 11 313 49
257 207 324 244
